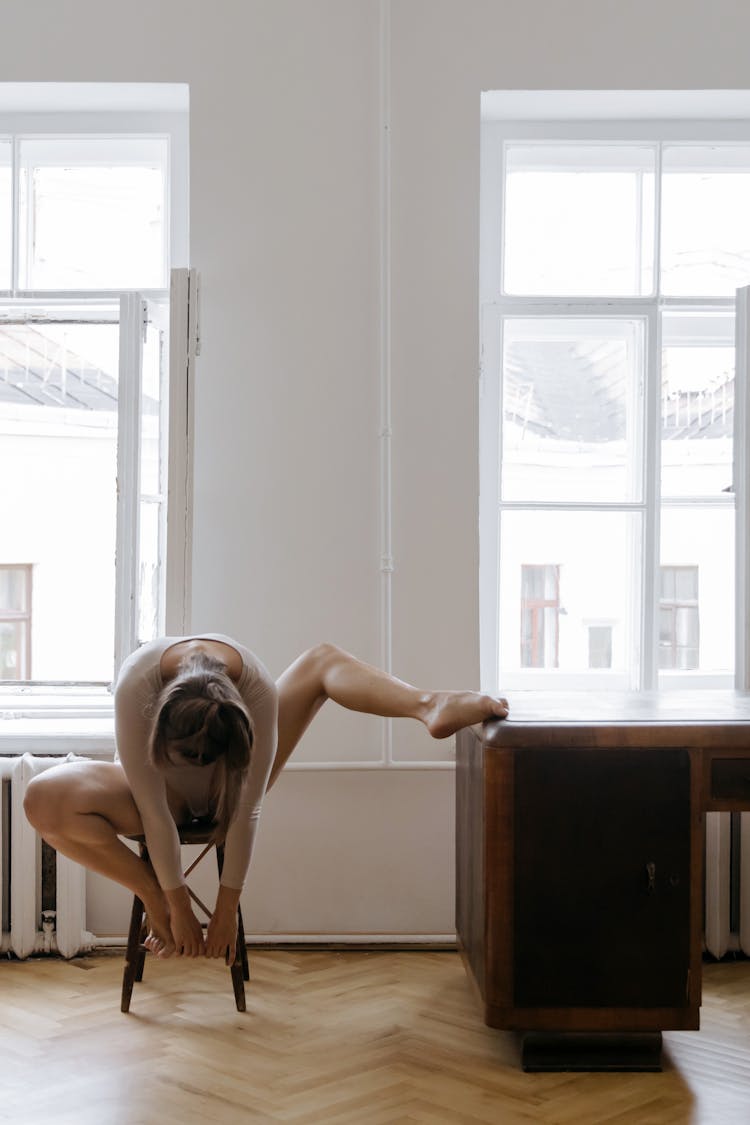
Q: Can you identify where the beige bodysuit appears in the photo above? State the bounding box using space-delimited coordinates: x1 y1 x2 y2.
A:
114 634 278 891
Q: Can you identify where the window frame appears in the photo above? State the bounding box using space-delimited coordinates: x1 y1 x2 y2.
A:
0 105 191 716
0 110 188 298
480 114 748 694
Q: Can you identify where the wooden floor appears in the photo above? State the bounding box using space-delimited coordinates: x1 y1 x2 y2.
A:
1 950 749 1124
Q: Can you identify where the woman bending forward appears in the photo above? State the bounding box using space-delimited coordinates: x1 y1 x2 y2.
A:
24 636 509 961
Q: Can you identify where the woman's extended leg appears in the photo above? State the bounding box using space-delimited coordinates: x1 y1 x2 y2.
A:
23 761 177 956
269 642 508 788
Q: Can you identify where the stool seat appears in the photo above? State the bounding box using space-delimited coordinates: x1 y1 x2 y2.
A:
120 820 250 1013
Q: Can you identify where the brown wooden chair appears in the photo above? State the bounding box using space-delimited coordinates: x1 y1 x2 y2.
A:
120 820 250 1013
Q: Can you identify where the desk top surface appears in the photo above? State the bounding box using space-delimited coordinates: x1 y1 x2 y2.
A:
478 690 750 748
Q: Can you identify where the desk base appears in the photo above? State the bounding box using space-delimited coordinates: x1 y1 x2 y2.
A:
520 1031 663 1072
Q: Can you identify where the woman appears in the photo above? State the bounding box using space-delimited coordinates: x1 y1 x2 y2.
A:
24 636 509 961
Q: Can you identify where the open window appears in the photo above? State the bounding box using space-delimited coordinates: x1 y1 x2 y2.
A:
0 84 192 701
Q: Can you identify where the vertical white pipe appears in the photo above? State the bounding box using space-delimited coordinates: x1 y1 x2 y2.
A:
11 755 41 958
379 0 393 764
640 145 662 691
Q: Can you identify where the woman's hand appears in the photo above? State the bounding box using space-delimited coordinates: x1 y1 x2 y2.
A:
206 885 241 964
164 885 206 957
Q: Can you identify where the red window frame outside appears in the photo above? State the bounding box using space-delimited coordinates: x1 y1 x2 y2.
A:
520 563 560 669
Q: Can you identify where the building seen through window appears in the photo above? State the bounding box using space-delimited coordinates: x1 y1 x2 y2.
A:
588 624 613 670
0 564 31 679
659 565 700 671
520 564 560 668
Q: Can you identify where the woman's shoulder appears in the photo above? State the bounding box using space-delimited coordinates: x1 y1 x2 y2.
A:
218 639 276 707
114 637 178 696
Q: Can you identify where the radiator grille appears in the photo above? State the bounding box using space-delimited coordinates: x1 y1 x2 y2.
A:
0 754 92 958
704 810 750 958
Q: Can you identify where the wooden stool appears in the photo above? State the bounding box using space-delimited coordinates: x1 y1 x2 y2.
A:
121 821 250 1013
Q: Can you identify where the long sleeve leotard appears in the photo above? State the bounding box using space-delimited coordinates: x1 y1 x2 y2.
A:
114 634 278 891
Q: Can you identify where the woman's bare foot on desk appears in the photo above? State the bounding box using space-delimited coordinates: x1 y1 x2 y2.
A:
423 691 509 739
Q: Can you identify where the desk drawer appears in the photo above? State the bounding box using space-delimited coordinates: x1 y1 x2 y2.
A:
711 758 750 801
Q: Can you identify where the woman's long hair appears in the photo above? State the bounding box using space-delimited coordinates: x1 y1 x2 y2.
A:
148 651 254 843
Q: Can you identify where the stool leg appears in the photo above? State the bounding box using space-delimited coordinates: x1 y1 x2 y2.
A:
231 925 247 1012
121 893 146 1013
216 843 247 1011
237 903 250 982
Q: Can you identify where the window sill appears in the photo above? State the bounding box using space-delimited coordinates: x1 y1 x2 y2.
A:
0 685 115 756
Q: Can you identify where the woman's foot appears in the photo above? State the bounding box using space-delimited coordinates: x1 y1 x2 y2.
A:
423 690 509 739
142 893 176 958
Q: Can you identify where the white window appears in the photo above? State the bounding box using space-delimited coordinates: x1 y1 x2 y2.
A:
0 564 32 678
0 86 192 697
480 93 750 692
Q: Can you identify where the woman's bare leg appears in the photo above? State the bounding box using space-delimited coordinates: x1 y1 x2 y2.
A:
23 761 176 957
269 642 508 788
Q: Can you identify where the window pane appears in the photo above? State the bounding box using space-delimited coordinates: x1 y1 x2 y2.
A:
18 137 168 290
0 140 10 289
659 507 734 682
503 145 655 296
0 566 29 611
521 563 557 600
0 313 119 680
675 606 699 647
500 510 640 685
0 621 27 679
588 625 612 669
520 608 538 667
138 500 160 645
661 312 734 498
520 606 559 669
140 301 167 497
501 318 645 502
675 567 698 601
661 146 750 296
660 568 675 601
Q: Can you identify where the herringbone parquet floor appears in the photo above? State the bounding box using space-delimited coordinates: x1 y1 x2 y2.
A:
1 950 749 1124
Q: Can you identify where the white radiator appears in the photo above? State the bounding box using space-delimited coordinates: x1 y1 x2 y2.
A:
1 754 94 959
704 810 750 958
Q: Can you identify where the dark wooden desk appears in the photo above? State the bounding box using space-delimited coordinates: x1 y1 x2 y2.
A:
455 692 750 1071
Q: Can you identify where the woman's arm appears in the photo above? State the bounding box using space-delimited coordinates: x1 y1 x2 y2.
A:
218 665 278 889
205 662 278 959
113 656 184 891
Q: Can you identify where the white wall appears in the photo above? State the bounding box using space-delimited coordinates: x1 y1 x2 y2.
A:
5 0 750 936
